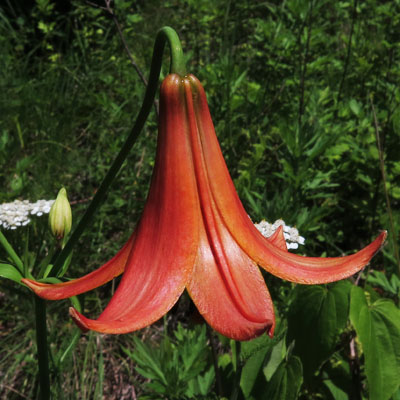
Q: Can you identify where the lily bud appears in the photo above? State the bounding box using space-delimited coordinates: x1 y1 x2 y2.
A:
49 188 72 239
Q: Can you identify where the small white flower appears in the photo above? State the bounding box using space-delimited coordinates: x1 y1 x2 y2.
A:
0 199 55 229
254 219 305 250
283 232 290 240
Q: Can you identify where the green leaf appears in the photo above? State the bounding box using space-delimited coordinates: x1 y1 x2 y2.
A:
392 387 400 400
324 379 350 400
0 231 24 273
240 344 269 397
367 271 400 297
0 263 23 283
58 250 73 278
263 339 286 381
58 330 81 366
350 286 400 400
321 354 355 400
194 367 215 396
349 99 361 116
241 332 273 361
287 281 351 378
264 355 303 400
131 337 168 385
37 250 55 278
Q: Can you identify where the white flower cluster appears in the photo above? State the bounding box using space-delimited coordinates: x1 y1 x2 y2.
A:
0 199 55 230
255 219 305 250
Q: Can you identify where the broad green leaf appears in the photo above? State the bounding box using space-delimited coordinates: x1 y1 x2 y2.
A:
350 286 400 400
392 387 400 400
263 339 286 381
287 281 351 378
0 263 23 283
240 344 269 397
264 355 303 400
241 332 273 361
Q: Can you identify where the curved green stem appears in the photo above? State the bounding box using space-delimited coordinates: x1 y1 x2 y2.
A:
158 26 186 76
52 27 185 276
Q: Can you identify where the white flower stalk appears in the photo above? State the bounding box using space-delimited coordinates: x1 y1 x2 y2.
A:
255 219 305 250
0 199 55 230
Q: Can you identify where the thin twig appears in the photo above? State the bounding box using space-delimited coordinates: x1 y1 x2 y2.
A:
86 0 159 116
70 197 93 206
0 384 31 400
298 0 314 128
370 95 400 273
104 0 148 85
349 336 362 400
263 82 286 118
135 147 147 178
337 0 358 103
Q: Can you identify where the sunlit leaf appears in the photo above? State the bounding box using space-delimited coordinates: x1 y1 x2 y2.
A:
264 355 303 400
0 263 23 284
350 286 400 400
287 281 351 378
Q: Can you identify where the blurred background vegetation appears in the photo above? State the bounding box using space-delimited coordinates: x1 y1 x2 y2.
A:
0 0 399 399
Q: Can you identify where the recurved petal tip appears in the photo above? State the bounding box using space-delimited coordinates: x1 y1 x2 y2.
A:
267 326 274 338
69 307 89 333
267 225 288 251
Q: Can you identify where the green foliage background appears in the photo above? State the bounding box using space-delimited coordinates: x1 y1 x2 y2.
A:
0 0 399 399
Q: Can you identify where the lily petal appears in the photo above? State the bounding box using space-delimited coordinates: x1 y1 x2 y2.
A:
183 78 274 340
266 226 288 251
22 231 136 300
187 74 386 284
67 75 200 334
187 210 275 341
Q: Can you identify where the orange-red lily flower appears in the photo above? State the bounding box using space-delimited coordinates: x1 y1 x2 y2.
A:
22 74 386 341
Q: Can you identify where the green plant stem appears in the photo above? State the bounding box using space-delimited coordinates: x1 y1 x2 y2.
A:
0 230 24 274
161 26 186 76
35 295 50 400
52 26 186 276
230 340 242 400
207 326 223 396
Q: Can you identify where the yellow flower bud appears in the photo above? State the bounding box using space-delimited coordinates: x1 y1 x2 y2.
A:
49 188 72 239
